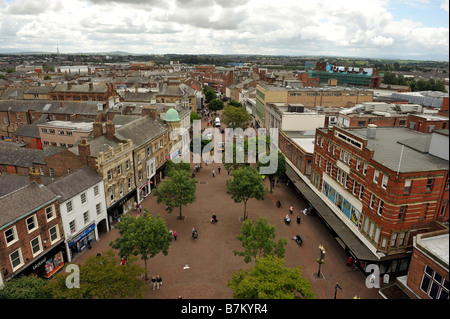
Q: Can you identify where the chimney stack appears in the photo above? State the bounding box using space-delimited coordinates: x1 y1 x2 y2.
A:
29 167 42 185
93 121 103 138
105 121 115 140
142 106 157 119
78 139 91 166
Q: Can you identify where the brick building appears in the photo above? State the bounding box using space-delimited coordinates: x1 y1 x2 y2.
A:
0 170 65 286
49 82 120 102
307 125 448 276
395 230 449 299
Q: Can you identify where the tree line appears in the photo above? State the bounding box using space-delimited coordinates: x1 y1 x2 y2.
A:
382 72 447 92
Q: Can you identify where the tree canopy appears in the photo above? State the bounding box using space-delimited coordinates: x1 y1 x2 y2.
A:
234 216 287 263
226 166 268 220
221 104 252 129
153 168 198 219
228 255 314 299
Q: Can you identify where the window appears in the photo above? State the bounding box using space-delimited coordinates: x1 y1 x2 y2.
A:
107 170 112 180
30 236 42 256
4 226 18 246
404 180 411 193
58 130 64 135
382 175 388 190
120 183 123 195
110 190 114 202
147 147 151 157
369 193 375 209
26 215 38 233
117 165 122 175
49 129 55 134
128 178 132 189
66 201 73 213
45 205 55 221
69 220 76 234
10 249 23 271
373 170 379 184
352 180 358 195
41 128 48 133
398 231 407 246
377 199 384 216
81 193 87 205
66 131 72 136
359 185 364 200
390 232 398 248
363 163 368 175
426 178 434 191
398 206 407 221
126 160 130 170
49 168 55 177
83 211 89 224
96 203 102 216
420 266 449 299
94 185 99 197
139 170 143 181
137 154 141 163
49 225 60 243
356 159 361 171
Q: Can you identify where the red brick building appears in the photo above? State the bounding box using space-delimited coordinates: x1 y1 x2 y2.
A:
0 171 65 286
49 83 120 102
308 125 448 276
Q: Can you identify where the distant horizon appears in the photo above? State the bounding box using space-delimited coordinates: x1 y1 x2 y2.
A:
1 49 448 63
1 0 448 62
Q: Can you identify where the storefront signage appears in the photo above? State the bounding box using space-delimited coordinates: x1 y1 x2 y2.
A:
68 224 96 247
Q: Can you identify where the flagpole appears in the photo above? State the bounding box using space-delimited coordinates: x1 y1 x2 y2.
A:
396 145 404 178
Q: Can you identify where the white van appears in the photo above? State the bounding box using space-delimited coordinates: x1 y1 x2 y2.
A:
215 117 221 127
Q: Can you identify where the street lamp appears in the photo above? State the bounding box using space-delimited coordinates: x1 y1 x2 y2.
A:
316 244 326 278
334 282 342 299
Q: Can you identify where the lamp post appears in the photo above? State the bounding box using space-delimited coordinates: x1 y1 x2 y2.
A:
316 245 326 278
334 282 342 299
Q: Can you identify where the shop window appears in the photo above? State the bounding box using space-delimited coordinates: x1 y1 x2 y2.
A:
420 266 449 299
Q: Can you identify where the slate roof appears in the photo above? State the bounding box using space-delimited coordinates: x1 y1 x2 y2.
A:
52 83 108 93
68 135 118 156
46 166 102 203
0 144 62 167
115 116 168 147
0 100 60 113
0 182 58 230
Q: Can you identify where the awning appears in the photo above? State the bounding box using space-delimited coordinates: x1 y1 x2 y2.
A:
285 165 379 262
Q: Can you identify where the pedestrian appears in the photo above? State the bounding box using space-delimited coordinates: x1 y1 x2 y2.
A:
346 256 353 267
289 205 294 214
212 169 216 177
218 166 221 174
296 215 301 224
173 230 178 241
227 168 231 175
120 257 126 265
271 179 275 190
139 204 142 213
151 276 157 290
156 275 162 289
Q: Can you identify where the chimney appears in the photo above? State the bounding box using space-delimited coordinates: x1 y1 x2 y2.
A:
142 106 157 119
89 82 93 91
366 124 377 139
78 139 91 166
67 82 72 90
93 121 103 138
29 167 42 185
105 121 115 140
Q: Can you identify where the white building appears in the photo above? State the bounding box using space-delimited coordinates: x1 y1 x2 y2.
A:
47 167 109 262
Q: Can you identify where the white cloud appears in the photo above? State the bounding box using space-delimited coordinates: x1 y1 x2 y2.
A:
0 0 447 59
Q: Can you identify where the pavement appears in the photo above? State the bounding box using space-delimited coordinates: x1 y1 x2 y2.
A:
73 161 383 300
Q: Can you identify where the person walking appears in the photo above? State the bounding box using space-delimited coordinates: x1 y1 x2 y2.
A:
218 166 221 174
139 204 142 213
151 276 157 290
173 230 178 241
289 205 294 214
156 275 162 289
212 169 216 177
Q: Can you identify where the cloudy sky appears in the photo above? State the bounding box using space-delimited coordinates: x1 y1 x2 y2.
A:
0 0 448 60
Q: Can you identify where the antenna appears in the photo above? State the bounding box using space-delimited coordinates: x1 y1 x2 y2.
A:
57 45 60 55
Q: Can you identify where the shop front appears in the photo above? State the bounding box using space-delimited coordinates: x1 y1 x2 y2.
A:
14 242 66 280
67 223 96 262
107 189 136 228
137 179 151 204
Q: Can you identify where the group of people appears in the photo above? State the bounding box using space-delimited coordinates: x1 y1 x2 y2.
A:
151 275 163 290
169 229 178 241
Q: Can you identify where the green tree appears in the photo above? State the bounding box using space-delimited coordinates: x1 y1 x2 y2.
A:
203 85 217 102
227 99 243 108
190 111 201 124
208 98 224 111
165 159 191 176
43 75 51 80
226 166 268 220
228 256 314 299
0 274 50 299
234 217 287 263
110 214 172 281
44 249 145 299
153 169 198 219
221 104 252 129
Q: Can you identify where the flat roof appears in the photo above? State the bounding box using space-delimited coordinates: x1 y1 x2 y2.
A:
418 233 449 268
347 127 449 172
37 121 93 131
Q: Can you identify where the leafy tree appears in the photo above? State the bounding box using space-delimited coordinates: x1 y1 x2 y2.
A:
43 75 51 80
226 166 268 220
165 159 191 176
257 151 286 193
153 169 198 219
208 98 224 111
227 99 243 108
0 274 50 299
221 104 252 129
190 111 201 124
228 256 314 299
203 85 216 102
110 214 172 281
44 249 145 299
234 217 287 263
